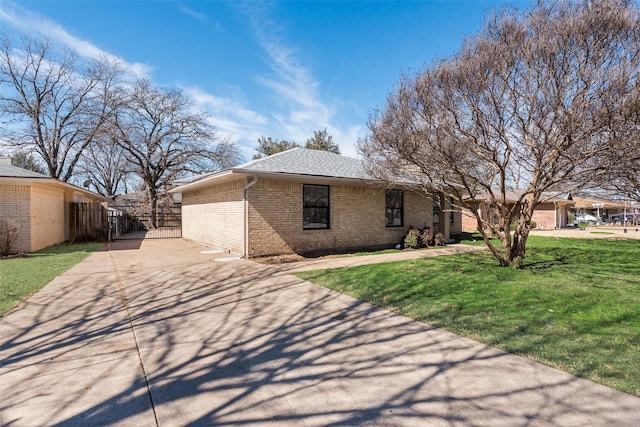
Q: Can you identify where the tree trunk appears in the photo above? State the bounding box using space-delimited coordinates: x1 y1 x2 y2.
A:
504 211 533 269
508 229 528 269
476 204 533 269
149 189 158 229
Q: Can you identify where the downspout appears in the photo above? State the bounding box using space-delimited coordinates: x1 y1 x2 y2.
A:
242 176 258 259
553 201 558 229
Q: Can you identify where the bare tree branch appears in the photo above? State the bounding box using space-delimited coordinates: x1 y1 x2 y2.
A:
112 79 242 227
0 34 125 181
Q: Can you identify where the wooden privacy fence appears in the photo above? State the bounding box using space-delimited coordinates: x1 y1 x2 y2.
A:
69 202 108 242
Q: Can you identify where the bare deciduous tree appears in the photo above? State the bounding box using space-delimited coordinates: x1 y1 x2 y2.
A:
75 124 132 197
0 34 124 181
359 0 640 268
113 79 241 227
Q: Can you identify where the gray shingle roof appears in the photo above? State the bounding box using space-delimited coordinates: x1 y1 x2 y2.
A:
0 163 49 178
234 148 370 180
0 161 107 201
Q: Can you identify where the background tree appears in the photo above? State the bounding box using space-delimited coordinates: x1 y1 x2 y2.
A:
75 124 132 197
113 79 241 227
305 128 340 154
359 0 640 268
10 150 46 174
0 34 124 181
599 127 640 204
252 136 299 159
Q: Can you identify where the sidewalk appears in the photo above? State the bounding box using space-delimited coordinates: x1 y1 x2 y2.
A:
529 226 640 239
268 244 487 273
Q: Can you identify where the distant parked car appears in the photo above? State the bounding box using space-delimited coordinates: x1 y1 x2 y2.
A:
610 212 640 225
573 213 599 225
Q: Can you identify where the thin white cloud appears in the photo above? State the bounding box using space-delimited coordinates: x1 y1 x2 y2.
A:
1 1 363 159
177 2 209 23
256 38 332 127
183 85 269 157
0 2 151 78
240 3 362 155
184 86 267 125
176 2 225 32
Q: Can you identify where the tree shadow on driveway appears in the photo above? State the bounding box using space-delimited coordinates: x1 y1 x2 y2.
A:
1 244 640 426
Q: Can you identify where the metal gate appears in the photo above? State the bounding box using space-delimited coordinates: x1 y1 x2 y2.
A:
108 211 181 240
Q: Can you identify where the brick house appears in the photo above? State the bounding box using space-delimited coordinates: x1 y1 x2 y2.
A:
461 190 574 232
569 196 626 223
0 158 107 253
172 148 462 258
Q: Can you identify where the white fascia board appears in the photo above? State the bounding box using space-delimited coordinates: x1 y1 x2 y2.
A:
168 170 237 193
0 176 107 201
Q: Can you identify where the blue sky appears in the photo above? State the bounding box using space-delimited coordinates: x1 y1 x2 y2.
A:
0 0 525 160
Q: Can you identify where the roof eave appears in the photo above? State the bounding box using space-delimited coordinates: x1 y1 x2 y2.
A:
170 168 386 193
168 170 237 193
0 176 108 201
232 169 377 185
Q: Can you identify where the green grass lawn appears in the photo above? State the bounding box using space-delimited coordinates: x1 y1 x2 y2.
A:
0 242 103 315
297 236 640 397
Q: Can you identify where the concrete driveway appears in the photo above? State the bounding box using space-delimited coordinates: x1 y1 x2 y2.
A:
1 239 639 426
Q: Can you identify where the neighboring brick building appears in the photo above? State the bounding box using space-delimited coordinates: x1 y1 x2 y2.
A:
173 148 462 258
461 190 574 232
0 158 106 253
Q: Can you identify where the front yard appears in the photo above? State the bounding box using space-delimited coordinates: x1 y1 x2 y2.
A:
297 236 640 397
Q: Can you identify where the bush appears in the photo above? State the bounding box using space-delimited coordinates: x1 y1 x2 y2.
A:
0 219 22 256
404 227 434 249
420 228 433 247
403 228 421 249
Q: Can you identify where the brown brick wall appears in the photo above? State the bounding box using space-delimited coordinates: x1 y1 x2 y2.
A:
246 179 433 257
181 179 245 254
0 184 32 253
